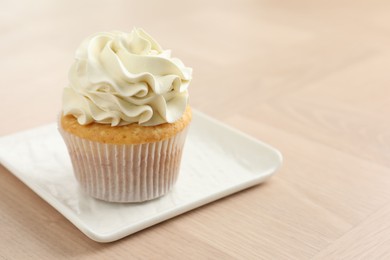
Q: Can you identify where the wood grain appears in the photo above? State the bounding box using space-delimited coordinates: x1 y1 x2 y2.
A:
313 203 390 259
1 0 390 259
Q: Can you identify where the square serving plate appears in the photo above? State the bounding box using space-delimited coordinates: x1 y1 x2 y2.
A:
0 110 282 242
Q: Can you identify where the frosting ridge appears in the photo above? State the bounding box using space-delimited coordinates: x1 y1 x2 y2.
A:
62 28 192 126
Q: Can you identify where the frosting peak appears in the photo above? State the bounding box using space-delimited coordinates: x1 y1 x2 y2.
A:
62 28 192 126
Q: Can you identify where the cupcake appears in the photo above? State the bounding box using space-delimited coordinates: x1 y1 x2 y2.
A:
59 28 192 203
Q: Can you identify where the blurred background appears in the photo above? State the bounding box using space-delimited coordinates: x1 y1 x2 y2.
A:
1 0 389 135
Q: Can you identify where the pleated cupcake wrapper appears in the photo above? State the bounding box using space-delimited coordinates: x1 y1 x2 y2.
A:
59 126 189 203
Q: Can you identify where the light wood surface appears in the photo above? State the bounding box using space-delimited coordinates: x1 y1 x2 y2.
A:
1 0 390 259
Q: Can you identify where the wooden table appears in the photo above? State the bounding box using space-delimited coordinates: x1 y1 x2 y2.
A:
1 0 390 258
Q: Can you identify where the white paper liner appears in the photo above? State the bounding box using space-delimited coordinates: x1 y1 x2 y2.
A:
59 125 189 203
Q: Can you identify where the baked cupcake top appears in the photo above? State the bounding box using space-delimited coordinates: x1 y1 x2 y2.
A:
62 28 192 127
61 106 192 144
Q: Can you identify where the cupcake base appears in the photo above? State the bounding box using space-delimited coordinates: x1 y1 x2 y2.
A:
59 126 189 203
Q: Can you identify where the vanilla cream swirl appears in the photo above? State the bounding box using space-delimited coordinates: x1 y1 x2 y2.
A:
62 28 192 126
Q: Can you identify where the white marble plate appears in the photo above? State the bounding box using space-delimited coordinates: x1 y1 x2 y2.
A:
0 110 282 242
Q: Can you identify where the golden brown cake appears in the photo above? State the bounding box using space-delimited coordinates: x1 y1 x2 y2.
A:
60 106 192 144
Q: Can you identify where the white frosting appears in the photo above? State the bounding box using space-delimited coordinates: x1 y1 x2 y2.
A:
62 28 192 126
